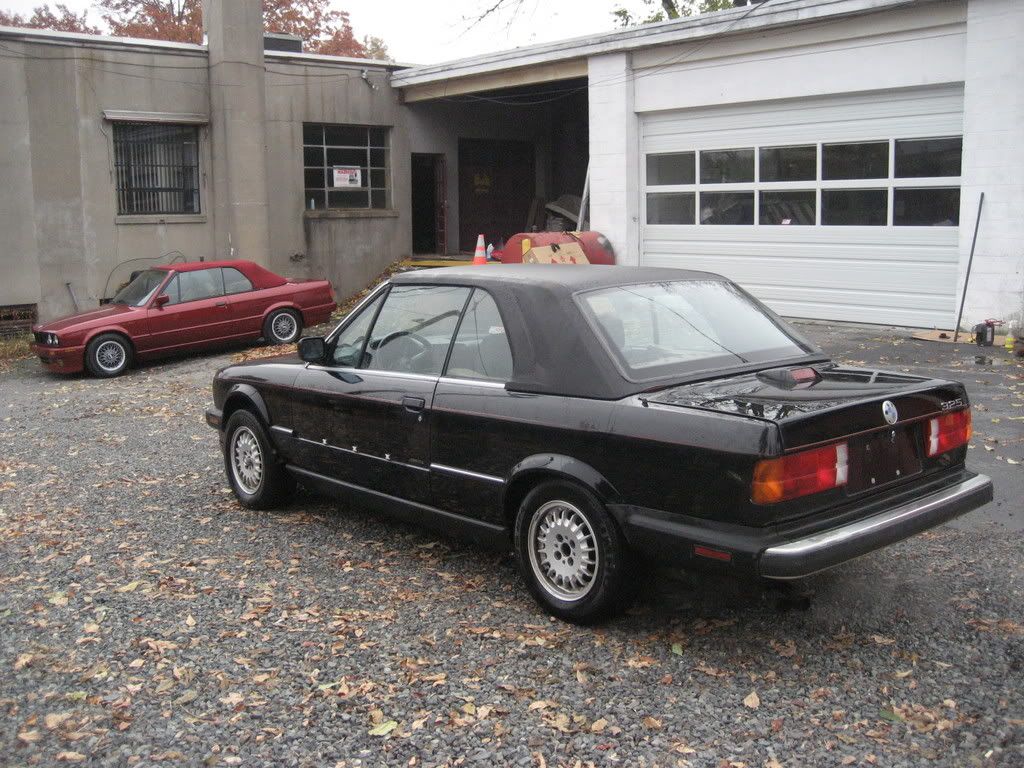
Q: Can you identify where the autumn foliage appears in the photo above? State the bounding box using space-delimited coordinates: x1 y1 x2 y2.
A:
0 0 386 58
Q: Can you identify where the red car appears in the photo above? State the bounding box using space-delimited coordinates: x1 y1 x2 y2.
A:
30 260 336 377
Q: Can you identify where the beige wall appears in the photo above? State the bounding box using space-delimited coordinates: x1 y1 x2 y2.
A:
0 28 406 321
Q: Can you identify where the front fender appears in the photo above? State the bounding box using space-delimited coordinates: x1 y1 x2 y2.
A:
220 382 270 428
506 454 619 505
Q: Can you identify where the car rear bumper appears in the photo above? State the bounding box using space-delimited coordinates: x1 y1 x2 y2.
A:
30 343 84 374
609 469 993 580
757 473 992 578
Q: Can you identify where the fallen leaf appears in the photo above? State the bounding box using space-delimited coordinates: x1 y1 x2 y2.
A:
220 692 244 707
870 635 895 645
591 718 608 733
642 715 662 729
44 713 72 730
368 720 398 736
56 752 86 763
14 653 33 670
18 730 41 744
744 691 761 709
671 642 685 656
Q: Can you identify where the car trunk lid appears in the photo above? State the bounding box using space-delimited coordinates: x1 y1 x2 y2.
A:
646 364 969 521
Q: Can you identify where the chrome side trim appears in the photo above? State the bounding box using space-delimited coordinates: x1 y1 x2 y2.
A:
759 474 993 580
438 376 506 389
270 425 294 435
297 436 430 473
430 462 505 485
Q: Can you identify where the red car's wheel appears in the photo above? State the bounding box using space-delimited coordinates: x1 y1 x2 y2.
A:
264 309 302 345
85 333 132 378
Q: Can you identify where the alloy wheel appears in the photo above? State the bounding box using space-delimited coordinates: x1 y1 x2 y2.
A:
527 500 600 602
271 312 298 343
95 340 126 373
230 426 264 495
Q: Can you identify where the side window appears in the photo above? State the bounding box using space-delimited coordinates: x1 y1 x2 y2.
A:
161 275 181 305
331 292 384 367
363 285 470 375
222 267 253 295
445 289 513 381
178 269 224 303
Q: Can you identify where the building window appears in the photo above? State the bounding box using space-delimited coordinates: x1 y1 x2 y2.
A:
113 123 200 215
645 136 961 227
303 123 389 210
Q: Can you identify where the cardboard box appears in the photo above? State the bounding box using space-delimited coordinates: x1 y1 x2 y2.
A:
522 242 590 265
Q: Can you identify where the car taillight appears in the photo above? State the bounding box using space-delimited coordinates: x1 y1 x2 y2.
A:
926 409 972 457
751 442 848 504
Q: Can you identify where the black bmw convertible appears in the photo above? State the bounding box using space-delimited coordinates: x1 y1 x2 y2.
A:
206 265 992 622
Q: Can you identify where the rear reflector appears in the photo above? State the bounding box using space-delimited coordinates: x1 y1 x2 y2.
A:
693 545 732 562
752 442 849 504
926 408 972 457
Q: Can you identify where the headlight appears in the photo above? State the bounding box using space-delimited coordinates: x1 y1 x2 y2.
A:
46 332 59 346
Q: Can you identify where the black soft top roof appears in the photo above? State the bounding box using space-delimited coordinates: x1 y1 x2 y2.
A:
390 265 818 400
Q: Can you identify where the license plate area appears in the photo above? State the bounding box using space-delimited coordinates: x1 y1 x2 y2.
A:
847 425 922 494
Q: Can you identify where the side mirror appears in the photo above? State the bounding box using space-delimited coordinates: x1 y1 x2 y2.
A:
298 336 326 363
153 294 170 308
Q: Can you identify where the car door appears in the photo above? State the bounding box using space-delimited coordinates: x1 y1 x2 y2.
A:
292 283 471 505
145 268 232 352
222 266 269 337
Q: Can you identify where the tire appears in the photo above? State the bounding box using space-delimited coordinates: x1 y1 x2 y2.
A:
263 308 302 345
513 480 637 624
223 409 295 509
84 333 132 378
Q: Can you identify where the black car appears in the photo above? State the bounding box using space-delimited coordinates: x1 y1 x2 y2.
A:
206 265 992 622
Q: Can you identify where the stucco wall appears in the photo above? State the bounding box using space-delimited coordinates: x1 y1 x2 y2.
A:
263 57 408 297
0 34 214 321
958 0 1024 331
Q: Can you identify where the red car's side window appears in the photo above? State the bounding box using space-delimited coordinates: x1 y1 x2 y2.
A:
223 267 254 295
178 269 224 303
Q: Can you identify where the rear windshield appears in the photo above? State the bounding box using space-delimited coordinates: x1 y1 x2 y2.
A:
577 280 811 381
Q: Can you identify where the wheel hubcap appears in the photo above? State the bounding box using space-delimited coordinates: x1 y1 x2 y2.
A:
528 500 600 602
230 427 263 495
95 340 125 372
272 313 297 342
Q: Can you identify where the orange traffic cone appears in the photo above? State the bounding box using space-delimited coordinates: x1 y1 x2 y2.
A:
472 234 487 265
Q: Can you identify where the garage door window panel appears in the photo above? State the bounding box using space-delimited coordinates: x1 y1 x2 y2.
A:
647 192 695 225
700 149 754 184
822 142 889 180
760 190 815 225
647 153 695 186
700 192 754 225
822 189 888 226
760 145 816 182
895 138 962 178
894 188 960 227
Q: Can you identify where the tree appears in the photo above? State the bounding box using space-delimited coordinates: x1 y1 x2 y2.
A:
361 35 390 61
2 0 383 58
0 3 99 33
612 0 735 28
98 0 201 43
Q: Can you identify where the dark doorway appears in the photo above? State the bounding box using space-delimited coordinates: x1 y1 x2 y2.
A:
458 138 535 253
411 153 446 254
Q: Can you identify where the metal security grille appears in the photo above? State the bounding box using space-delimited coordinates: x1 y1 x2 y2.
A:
113 123 200 215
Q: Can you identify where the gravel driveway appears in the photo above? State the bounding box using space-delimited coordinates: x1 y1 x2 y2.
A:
1 326 1021 767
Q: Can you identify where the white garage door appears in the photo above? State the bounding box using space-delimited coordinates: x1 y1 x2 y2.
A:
639 86 964 328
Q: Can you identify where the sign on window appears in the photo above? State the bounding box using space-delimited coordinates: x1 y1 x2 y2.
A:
332 166 362 188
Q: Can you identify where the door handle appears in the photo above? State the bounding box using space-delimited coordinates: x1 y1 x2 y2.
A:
401 396 426 413
215 301 228 308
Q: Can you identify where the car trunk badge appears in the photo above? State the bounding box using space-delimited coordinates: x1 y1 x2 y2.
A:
882 400 898 425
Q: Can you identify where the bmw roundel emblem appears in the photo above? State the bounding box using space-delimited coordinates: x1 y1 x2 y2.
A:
882 400 899 425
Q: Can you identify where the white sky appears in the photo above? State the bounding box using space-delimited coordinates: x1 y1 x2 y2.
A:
0 0 654 64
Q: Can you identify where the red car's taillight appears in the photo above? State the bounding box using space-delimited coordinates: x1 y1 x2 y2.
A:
751 442 848 504
926 408 972 457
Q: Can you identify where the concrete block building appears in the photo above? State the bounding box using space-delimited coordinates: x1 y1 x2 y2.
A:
1 0 1021 332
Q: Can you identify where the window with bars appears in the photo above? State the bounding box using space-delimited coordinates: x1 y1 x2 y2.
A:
645 136 962 228
113 123 200 215
303 124 389 210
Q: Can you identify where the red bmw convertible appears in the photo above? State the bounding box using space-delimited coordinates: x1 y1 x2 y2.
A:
31 260 335 377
